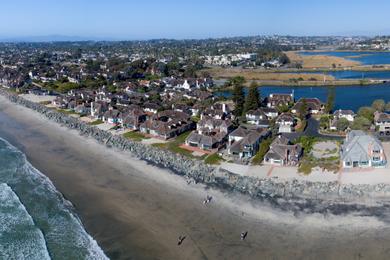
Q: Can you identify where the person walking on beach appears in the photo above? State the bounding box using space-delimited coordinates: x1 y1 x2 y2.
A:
203 195 212 204
177 235 186 245
240 231 248 240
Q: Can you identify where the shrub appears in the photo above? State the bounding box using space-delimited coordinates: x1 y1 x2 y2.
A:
252 137 273 165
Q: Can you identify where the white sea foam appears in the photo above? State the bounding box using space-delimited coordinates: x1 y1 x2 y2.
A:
0 183 51 260
0 138 109 259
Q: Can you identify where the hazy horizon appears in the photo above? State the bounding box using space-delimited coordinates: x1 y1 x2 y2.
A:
0 33 384 43
1 0 390 41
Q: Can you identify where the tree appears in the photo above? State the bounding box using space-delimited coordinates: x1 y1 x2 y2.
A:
336 118 350 131
351 116 372 130
298 99 308 120
243 82 260 114
325 87 335 114
252 137 273 165
357 106 375 123
320 115 330 129
277 103 290 113
229 76 246 87
371 99 386 112
232 84 245 117
279 53 290 64
107 85 117 93
149 93 161 102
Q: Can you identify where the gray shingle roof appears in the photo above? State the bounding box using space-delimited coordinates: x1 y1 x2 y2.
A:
341 130 383 163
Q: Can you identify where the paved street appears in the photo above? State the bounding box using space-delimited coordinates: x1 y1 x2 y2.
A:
283 116 343 140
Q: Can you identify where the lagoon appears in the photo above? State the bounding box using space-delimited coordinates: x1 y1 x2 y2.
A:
327 70 390 79
286 70 390 80
216 83 390 112
300 51 390 65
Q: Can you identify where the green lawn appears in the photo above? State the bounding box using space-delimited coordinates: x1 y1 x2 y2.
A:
151 131 199 158
39 101 52 105
172 131 192 144
56 109 79 115
204 153 224 165
150 131 218 162
89 119 104 125
151 143 167 149
151 142 194 157
123 131 150 142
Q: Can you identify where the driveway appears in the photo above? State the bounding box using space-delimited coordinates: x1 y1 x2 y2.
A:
282 116 343 141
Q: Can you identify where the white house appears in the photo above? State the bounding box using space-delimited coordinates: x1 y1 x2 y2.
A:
245 109 269 127
276 113 295 133
334 109 355 122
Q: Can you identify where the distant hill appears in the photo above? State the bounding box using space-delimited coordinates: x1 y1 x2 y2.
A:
0 35 117 42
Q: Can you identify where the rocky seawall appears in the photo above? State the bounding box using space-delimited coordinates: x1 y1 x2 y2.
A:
2 88 390 202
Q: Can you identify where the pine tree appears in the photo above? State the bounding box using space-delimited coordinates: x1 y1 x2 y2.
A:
232 84 245 117
298 99 308 120
325 87 335 113
243 82 260 114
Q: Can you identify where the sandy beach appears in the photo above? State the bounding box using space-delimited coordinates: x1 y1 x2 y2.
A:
2 96 390 259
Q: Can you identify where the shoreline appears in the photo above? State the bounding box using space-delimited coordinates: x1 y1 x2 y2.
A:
1 88 390 202
4 92 390 259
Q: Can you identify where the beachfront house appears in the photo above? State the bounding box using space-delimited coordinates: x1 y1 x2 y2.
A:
264 136 303 166
103 109 122 125
74 103 91 115
227 127 269 158
185 116 234 151
120 106 147 130
140 110 194 140
52 96 68 109
91 101 109 119
341 130 387 168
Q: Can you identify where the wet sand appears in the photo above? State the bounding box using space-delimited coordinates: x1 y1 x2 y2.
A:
2 96 390 260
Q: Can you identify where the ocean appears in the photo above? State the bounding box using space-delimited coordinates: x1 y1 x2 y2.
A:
0 137 108 259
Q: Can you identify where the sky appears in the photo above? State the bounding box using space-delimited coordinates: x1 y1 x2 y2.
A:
1 0 390 40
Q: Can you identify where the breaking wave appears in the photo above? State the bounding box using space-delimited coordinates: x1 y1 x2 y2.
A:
0 137 108 259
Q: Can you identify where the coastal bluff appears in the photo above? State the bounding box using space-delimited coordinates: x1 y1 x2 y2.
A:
2 88 390 202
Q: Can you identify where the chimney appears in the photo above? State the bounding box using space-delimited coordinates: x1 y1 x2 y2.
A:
91 102 94 117
285 148 289 164
368 142 373 157
222 103 227 113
